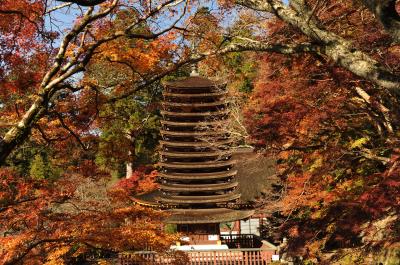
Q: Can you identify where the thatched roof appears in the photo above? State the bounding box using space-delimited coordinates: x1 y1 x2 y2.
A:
233 147 278 202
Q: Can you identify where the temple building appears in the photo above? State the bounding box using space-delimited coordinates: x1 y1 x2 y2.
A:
157 74 255 238
134 73 278 253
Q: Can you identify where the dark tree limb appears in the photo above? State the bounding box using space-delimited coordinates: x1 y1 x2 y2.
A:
106 40 318 103
3 237 73 265
34 124 69 144
0 0 190 165
54 111 88 150
360 0 400 43
235 0 400 92
56 0 108 6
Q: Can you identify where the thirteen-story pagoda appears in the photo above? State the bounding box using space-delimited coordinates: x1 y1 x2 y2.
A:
155 73 253 233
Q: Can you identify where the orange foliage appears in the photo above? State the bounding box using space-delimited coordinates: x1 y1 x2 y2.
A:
0 168 175 265
115 166 159 195
244 0 400 257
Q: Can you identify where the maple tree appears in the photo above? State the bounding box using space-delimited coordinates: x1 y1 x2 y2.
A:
240 0 400 262
1 0 400 263
0 1 187 263
0 0 273 166
0 168 176 265
1 1 259 263
0 0 184 165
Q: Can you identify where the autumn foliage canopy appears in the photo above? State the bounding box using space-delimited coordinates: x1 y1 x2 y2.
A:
1 0 400 264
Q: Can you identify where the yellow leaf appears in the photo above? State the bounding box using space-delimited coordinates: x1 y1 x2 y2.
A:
350 137 369 149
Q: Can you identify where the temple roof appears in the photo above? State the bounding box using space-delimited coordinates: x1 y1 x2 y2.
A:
133 192 254 224
163 76 225 88
165 208 254 224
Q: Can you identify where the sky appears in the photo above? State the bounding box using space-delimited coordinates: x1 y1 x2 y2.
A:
44 0 240 40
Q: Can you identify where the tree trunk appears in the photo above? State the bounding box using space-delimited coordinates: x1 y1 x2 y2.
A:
235 0 400 92
125 136 135 179
126 160 133 179
0 96 46 165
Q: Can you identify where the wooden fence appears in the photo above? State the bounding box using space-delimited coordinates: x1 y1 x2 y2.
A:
119 248 274 265
220 234 263 248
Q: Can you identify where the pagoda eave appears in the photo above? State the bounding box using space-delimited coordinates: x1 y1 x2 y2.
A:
164 208 254 224
158 170 237 180
160 150 232 158
163 91 227 98
161 120 222 127
162 101 228 108
160 110 229 117
157 193 241 204
160 130 227 137
159 139 233 148
159 181 239 192
163 76 225 88
158 160 235 169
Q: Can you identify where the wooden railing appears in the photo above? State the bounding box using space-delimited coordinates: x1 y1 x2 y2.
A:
220 234 263 249
119 249 274 265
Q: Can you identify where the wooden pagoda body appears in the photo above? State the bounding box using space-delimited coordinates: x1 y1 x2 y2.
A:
156 76 253 234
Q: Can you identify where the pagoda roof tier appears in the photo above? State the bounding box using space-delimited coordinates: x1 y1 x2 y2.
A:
159 160 235 169
162 91 227 98
161 110 229 117
162 101 228 108
165 208 254 224
157 192 240 204
160 150 231 158
158 170 237 180
161 120 223 127
163 76 225 88
160 130 227 137
159 139 233 148
159 181 238 192
132 192 254 224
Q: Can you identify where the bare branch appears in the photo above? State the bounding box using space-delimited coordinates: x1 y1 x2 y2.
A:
54 111 88 150
107 40 318 103
46 2 73 13
354 86 393 133
56 0 108 6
